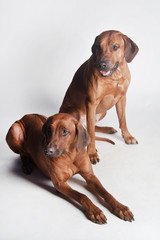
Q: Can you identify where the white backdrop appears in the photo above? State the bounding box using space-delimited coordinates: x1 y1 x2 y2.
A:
0 0 160 240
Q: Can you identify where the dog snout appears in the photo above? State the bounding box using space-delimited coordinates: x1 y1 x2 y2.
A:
44 146 61 158
98 61 107 69
44 147 55 155
98 61 110 71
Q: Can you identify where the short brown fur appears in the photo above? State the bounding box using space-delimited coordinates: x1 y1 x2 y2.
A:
59 30 139 164
6 113 134 224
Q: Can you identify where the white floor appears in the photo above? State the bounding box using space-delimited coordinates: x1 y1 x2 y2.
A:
1 1 160 239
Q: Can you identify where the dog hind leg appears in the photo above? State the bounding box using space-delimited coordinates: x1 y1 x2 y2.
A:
6 121 34 174
6 121 24 154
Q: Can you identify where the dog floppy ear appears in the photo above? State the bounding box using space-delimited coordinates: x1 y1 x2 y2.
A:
91 36 98 54
123 35 139 63
76 123 90 152
42 122 47 135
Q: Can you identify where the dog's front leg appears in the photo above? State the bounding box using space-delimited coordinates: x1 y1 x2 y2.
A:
86 100 100 164
52 180 106 224
82 172 134 222
116 95 138 144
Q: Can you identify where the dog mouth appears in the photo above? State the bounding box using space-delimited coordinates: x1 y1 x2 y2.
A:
99 62 119 77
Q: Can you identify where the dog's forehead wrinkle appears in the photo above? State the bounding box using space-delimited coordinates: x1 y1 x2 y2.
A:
100 31 122 47
53 119 75 131
46 114 77 134
101 38 108 47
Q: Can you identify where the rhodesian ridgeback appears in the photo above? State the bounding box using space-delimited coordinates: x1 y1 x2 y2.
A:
6 113 134 224
59 30 139 164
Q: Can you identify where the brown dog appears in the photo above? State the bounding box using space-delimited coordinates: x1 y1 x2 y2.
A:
59 30 139 164
6 113 134 224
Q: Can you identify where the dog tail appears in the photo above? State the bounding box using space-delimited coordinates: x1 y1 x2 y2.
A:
95 136 115 145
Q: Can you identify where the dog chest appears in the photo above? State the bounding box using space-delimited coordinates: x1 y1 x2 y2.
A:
96 87 122 111
97 95 119 111
50 160 78 183
96 77 129 109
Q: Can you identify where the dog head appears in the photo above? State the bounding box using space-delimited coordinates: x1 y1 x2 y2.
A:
91 30 139 77
42 113 90 158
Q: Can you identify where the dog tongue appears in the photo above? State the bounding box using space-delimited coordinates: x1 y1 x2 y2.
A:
100 70 111 77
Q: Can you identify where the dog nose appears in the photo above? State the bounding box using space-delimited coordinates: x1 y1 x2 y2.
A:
47 147 54 154
44 147 56 156
98 61 107 69
44 146 61 158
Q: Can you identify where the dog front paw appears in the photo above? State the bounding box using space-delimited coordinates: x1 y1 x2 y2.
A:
89 151 100 165
111 202 134 222
87 206 107 224
123 135 138 144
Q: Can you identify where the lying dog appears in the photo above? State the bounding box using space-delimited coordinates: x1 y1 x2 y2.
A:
59 30 139 164
6 113 134 224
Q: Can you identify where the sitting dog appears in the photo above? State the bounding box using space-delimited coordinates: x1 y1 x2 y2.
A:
59 30 139 164
6 113 134 224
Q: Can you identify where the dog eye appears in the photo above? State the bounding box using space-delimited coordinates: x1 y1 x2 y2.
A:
62 129 70 136
112 45 119 51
